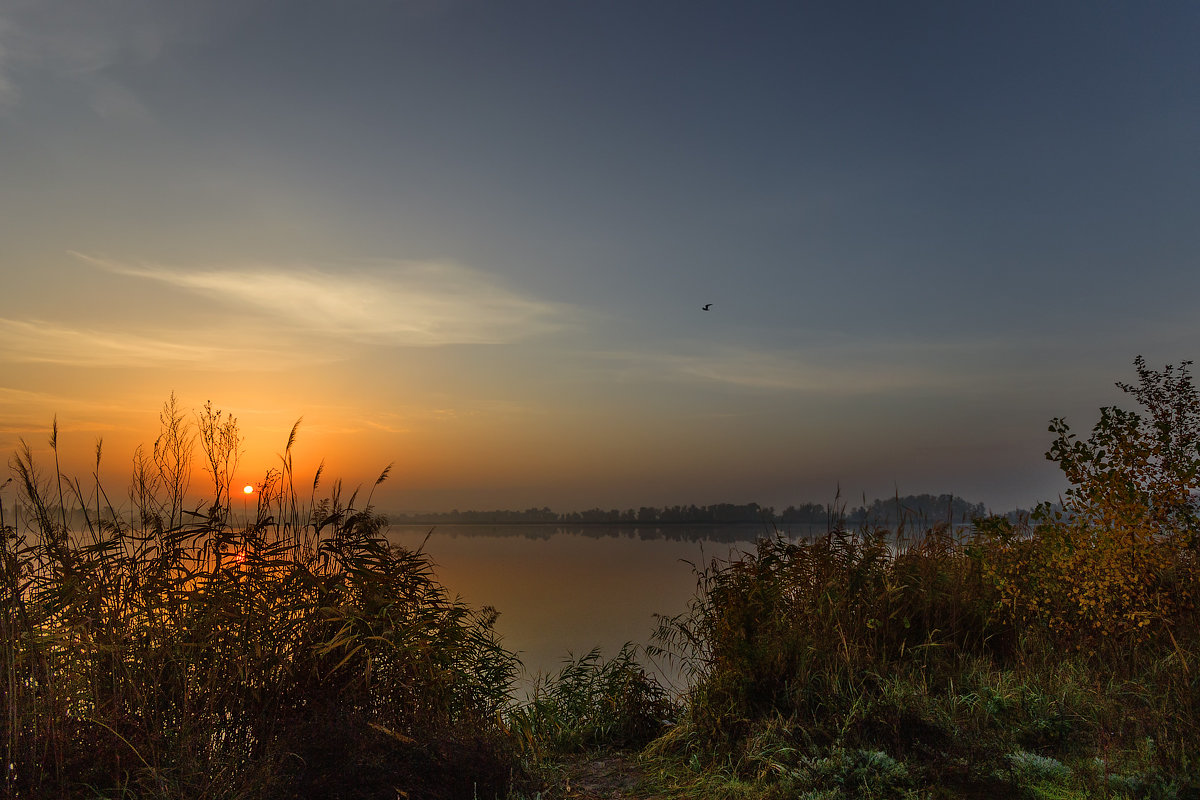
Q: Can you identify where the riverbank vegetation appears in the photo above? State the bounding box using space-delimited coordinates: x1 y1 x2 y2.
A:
634 358 1200 800
3 358 1199 798
2 399 522 799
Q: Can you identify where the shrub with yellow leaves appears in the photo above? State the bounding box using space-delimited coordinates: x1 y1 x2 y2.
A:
982 357 1200 648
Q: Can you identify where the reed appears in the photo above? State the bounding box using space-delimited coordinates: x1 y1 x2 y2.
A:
1 399 521 800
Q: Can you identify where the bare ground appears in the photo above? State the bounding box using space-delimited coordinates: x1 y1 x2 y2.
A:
547 752 665 800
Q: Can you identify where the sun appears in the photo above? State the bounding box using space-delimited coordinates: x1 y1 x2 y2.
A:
243 484 255 494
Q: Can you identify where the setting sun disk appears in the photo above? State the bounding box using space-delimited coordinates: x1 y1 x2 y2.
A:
243 485 254 494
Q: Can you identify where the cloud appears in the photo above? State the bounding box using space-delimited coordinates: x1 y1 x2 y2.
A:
0 19 16 105
0 387 151 444
74 253 570 346
673 350 952 393
590 342 1015 396
0 0 218 114
86 77 153 123
361 419 412 435
0 317 288 368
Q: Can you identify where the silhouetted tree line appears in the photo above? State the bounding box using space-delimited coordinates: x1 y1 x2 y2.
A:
5 504 124 531
389 502 779 525
389 507 561 524
14 494 1027 531
388 495 1020 527
844 494 988 527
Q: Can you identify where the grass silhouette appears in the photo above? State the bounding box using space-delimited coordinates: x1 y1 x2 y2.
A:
2 399 520 799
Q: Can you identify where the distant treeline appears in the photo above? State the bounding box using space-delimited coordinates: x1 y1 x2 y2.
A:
388 494 1021 527
7 493 1024 531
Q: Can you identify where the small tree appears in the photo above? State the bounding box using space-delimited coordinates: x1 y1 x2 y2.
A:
1049 356 1200 548
985 357 1200 647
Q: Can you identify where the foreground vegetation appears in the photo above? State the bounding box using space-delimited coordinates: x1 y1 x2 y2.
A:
3 358 1200 799
631 358 1200 799
2 400 522 799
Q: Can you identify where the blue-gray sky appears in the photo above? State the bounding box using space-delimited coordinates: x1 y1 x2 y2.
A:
2 1 1198 513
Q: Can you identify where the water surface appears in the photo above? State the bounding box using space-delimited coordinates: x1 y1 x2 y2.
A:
386 524 771 688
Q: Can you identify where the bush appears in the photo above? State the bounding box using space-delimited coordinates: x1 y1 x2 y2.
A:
981 358 1200 649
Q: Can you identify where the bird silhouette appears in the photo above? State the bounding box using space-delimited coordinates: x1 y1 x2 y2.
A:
702 303 713 311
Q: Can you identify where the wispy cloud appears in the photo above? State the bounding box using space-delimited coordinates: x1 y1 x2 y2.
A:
0 387 146 441
0 318 286 368
589 342 1016 396
675 351 952 393
0 0 214 115
361 419 412 435
0 18 18 106
74 253 570 346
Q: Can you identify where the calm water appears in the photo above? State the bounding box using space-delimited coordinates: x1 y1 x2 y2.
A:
386 524 781 689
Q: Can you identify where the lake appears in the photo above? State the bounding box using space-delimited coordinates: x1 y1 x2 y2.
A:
386 524 790 690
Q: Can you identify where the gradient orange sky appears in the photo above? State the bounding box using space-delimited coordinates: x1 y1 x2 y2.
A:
3 2 1198 514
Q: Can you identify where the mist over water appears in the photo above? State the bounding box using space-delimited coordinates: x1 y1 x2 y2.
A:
386 524 766 688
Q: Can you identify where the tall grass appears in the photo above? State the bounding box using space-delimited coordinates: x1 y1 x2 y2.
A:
648 522 988 750
1 400 521 800
506 644 674 760
644 515 1200 798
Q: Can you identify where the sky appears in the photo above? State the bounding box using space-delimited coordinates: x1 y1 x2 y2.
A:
1 1 1198 515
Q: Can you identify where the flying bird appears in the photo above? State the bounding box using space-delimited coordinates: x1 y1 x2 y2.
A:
702 303 713 311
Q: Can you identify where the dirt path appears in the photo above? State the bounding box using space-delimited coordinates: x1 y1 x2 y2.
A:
553 752 665 800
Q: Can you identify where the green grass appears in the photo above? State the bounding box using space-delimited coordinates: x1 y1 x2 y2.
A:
505 643 674 761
